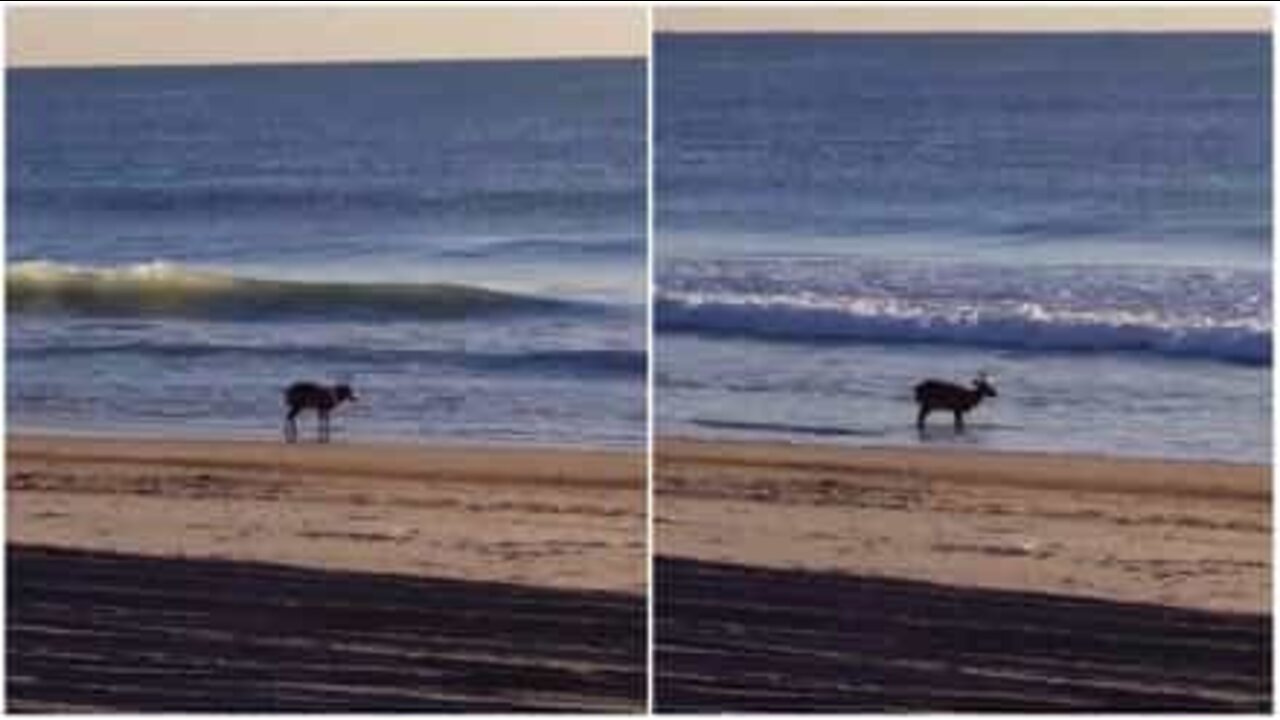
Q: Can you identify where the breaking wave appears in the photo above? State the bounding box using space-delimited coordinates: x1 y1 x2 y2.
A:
9 260 582 321
657 258 1271 365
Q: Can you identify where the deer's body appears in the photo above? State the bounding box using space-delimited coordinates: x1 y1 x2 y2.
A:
284 381 356 443
914 377 996 432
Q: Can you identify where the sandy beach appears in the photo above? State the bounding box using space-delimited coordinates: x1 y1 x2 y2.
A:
7 433 646 711
655 438 1271 711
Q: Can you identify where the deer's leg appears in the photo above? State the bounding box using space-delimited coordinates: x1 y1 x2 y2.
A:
954 410 965 433
319 410 330 443
916 405 929 430
284 406 300 443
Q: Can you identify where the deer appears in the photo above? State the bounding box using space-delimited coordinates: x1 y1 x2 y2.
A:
283 381 357 443
914 374 997 433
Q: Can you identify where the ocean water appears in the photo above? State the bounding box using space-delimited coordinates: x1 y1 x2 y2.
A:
9 60 645 447
655 34 1271 463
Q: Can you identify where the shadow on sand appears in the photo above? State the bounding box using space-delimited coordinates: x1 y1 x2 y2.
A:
656 556 1270 712
7 544 644 712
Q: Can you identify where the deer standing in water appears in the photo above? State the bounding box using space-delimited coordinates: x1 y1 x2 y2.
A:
284 381 357 443
914 374 997 432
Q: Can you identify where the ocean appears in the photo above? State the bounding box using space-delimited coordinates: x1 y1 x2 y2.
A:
9 60 646 447
655 33 1271 463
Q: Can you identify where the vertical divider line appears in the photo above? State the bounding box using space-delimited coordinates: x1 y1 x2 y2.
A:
0 5 10 701
645 2 657 714
1269 4 1278 708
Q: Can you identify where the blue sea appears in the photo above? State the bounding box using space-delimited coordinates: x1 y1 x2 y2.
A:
655 34 1271 463
9 60 646 447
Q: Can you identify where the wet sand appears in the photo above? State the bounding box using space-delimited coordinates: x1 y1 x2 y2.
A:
7 433 645 712
655 438 1271 711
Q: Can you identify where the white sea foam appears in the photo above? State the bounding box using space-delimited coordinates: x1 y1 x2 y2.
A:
656 258 1270 364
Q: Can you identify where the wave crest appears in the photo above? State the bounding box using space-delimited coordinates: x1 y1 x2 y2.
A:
657 292 1270 365
9 260 570 321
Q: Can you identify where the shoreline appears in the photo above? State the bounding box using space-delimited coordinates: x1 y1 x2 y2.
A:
8 423 644 455
11 432 644 488
9 432 645 594
661 423 1270 467
659 436 1269 498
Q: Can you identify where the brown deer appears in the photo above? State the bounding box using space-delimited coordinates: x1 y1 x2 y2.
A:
914 375 997 432
284 381 357 443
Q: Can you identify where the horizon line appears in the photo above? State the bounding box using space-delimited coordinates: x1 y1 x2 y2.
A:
7 52 648 72
654 28 1271 36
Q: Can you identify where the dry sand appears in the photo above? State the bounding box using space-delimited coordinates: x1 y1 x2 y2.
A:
657 437 1269 613
7 433 646 712
655 437 1271 711
10 433 645 593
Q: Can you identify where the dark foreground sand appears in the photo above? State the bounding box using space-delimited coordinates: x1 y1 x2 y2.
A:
8 545 644 712
655 438 1271 712
7 433 645 712
656 557 1269 712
